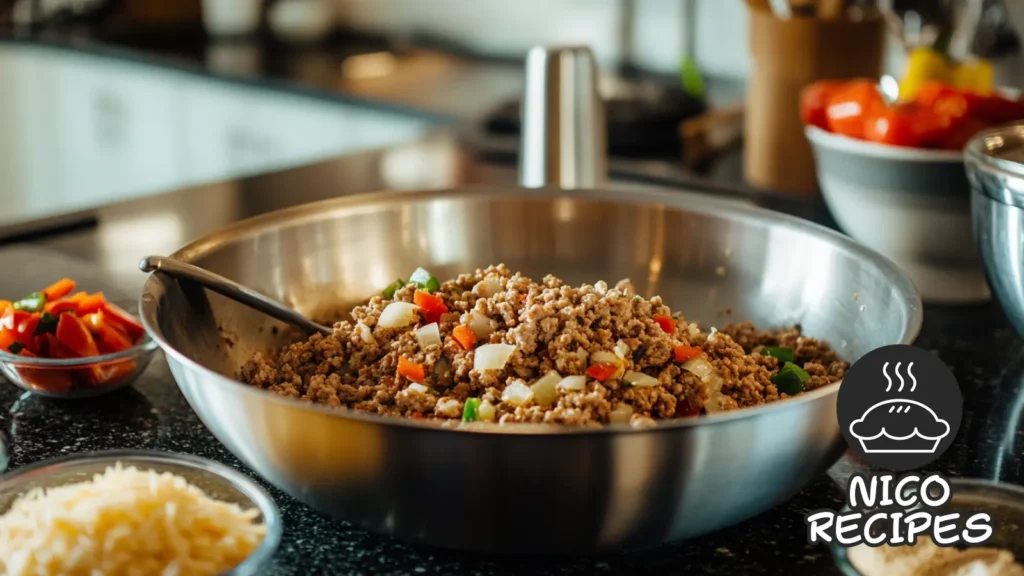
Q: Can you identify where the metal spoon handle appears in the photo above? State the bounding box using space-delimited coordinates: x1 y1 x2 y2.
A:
139 256 333 336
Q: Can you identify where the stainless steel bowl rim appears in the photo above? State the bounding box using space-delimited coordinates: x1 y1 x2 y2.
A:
141 185 923 437
0 336 159 367
0 449 282 574
967 122 1024 208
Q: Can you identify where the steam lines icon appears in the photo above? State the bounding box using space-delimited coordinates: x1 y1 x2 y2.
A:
848 362 951 454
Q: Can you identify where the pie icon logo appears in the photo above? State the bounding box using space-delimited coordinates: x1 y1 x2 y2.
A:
838 346 962 471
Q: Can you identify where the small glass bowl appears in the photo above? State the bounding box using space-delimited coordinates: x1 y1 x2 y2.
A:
0 337 159 398
0 450 282 575
832 478 1024 575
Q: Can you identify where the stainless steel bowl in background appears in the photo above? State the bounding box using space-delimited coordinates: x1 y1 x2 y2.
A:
139 46 922 553
968 122 1024 337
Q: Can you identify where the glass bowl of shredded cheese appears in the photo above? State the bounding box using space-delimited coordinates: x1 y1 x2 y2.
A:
0 450 281 576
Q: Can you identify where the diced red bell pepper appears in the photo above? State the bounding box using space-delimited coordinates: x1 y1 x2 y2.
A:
47 300 81 315
586 363 619 382
452 325 477 350
654 315 676 334
413 290 448 324
43 333 77 359
76 293 107 315
0 300 12 315
676 404 702 418
12 311 40 348
56 313 100 358
17 364 72 393
95 323 133 354
0 308 15 352
863 103 948 148
397 356 426 383
87 359 137 386
674 345 703 363
101 302 146 342
42 278 76 301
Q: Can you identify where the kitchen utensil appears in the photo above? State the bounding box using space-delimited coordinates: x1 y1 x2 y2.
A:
831 478 1024 574
140 45 922 554
0 449 281 575
967 122 1024 336
807 125 989 304
139 256 332 336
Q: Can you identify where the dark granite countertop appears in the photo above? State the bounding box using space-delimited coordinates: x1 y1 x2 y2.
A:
0 132 1020 575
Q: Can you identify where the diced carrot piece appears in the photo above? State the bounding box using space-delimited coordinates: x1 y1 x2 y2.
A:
0 308 15 351
586 363 619 382
397 356 426 383
47 300 81 315
42 278 76 301
101 302 146 342
654 315 676 334
56 313 100 358
673 345 703 363
76 293 107 315
452 325 477 350
0 300 11 315
413 290 448 324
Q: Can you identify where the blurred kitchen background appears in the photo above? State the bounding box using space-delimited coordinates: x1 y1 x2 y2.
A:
1 0 1023 289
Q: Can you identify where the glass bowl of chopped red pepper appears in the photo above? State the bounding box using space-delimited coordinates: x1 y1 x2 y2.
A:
0 278 158 398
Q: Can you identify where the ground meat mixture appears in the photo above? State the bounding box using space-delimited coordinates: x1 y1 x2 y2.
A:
240 265 848 427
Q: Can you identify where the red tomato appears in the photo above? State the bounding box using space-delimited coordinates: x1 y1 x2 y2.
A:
826 81 885 139
971 93 1024 124
936 116 990 150
800 80 845 130
863 103 946 148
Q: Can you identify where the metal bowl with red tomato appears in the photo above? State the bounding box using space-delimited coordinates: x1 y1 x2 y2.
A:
0 278 158 398
802 79 1024 304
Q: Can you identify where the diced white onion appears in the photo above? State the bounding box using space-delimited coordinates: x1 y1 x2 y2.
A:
590 351 621 366
407 383 429 394
378 302 419 328
474 343 516 371
414 323 442 349
576 347 588 364
609 403 633 424
530 370 562 407
630 416 657 429
501 380 534 406
682 356 727 414
623 370 660 388
356 322 375 345
682 356 715 381
473 276 503 297
613 340 630 361
468 312 495 339
687 323 701 338
557 375 587 392
478 399 496 422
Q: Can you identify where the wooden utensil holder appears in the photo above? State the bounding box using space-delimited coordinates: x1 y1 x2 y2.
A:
745 7 885 196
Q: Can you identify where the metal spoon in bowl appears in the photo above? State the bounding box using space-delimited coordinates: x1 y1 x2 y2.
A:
138 256 333 336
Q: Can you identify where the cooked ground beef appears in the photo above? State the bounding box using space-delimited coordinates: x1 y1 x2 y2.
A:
240 264 848 427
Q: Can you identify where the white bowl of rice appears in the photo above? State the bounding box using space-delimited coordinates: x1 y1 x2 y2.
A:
0 450 281 576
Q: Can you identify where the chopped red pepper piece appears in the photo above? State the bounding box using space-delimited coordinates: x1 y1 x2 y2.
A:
676 405 702 418
673 345 703 363
452 325 477 350
76 293 107 315
11 311 40 348
397 356 426 383
43 333 77 359
0 308 15 352
101 302 145 342
413 290 448 324
95 323 133 354
586 363 619 382
654 315 676 334
0 300 12 315
42 278 76 301
56 313 100 358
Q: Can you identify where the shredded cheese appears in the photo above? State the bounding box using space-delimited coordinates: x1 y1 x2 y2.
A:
0 464 267 576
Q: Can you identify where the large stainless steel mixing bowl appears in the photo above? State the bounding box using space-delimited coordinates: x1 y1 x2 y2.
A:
139 184 921 553
968 122 1024 337
140 46 921 553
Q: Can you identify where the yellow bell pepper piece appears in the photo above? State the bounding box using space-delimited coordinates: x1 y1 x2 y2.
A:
900 47 953 101
952 59 994 95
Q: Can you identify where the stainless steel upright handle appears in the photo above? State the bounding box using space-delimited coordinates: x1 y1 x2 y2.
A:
518 45 607 189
